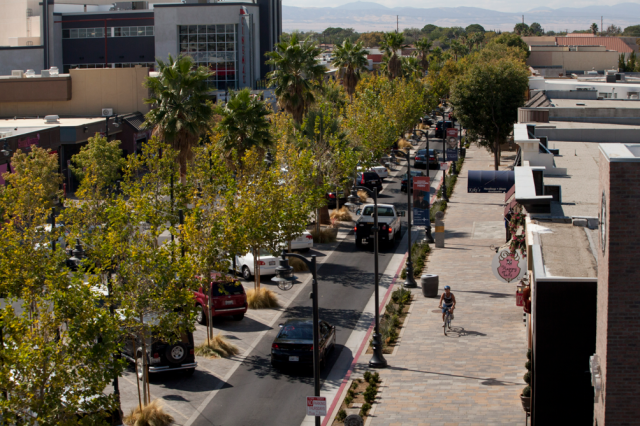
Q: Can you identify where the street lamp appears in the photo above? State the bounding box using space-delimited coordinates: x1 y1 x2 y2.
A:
345 186 387 369
273 251 321 426
441 104 449 203
391 149 418 288
105 114 122 140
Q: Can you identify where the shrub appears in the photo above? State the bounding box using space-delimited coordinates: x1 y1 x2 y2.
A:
194 333 240 359
437 174 457 199
524 372 531 384
372 372 380 383
347 389 355 398
246 288 279 309
360 402 371 417
310 228 337 244
385 303 397 316
388 328 398 344
351 381 359 389
527 349 532 360
390 314 400 328
357 190 369 203
397 139 412 151
369 378 378 387
124 399 173 426
391 287 411 305
336 409 347 422
344 394 353 406
363 371 372 382
525 361 531 371
364 385 377 403
401 241 431 279
288 257 308 272
330 206 353 222
429 200 447 223
522 385 531 397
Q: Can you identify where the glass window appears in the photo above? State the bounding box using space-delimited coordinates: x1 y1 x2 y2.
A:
180 35 188 43
197 34 206 43
188 43 197 53
207 34 215 43
121 27 130 37
208 43 216 52
216 24 225 33
216 34 225 43
146 26 153 36
227 32 235 42
188 35 196 43
79 28 87 38
95 27 104 37
207 25 216 33
188 25 197 35
198 43 206 52
179 26 188 35
137 27 145 36
216 43 225 52
114 27 121 37
62 29 70 39
180 44 188 53
70 28 78 38
195 25 204 33
226 24 234 32
226 43 234 52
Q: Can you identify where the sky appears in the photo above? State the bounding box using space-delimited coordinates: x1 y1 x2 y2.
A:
281 0 634 14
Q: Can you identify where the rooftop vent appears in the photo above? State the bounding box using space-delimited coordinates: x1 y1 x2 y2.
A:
576 102 586 106
44 115 59 123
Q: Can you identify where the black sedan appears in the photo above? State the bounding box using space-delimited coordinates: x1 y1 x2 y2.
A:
271 319 336 369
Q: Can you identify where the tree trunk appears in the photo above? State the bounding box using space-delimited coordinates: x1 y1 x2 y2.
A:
319 205 331 225
494 137 500 171
208 282 213 342
133 337 142 410
253 247 260 290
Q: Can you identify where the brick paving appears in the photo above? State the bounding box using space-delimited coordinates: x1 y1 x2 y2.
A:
365 145 527 426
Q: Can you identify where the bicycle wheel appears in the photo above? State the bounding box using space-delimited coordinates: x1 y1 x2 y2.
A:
443 313 448 335
447 315 452 331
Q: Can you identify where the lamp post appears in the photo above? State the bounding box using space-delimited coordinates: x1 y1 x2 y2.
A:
105 114 122 140
273 252 321 426
414 130 434 244
345 187 387 369
391 149 417 288
441 104 449 202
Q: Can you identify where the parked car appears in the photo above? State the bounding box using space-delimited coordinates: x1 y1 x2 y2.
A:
326 190 347 209
435 120 454 139
420 116 434 126
235 249 278 281
121 318 196 380
414 149 439 170
400 170 425 193
289 231 314 251
193 278 247 323
354 204 404 248
355 172 383 194
271 318 336 368
367 166 389 180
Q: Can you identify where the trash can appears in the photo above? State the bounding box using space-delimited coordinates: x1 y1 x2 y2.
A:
421 274 439 297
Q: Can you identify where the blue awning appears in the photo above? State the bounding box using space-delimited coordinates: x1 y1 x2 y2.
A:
468 170 515 193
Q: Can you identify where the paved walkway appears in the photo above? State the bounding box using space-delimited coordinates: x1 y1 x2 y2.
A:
365 144 527 426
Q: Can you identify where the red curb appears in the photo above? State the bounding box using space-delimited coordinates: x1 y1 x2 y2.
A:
322 251 409 426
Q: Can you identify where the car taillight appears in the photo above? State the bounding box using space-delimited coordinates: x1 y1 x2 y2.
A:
360 175 365 184
415 157 419 160
153 353 160 359
272 343 279 349
258 261 265 266
309 345 313 351
389 227 393 233
190 349 194 355
328 193 335 198
354 226 357 231
306 235 313 240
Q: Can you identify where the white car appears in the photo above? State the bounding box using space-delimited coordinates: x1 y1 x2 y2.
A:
235 249 278 281
368 166 389 180
289 231 314 251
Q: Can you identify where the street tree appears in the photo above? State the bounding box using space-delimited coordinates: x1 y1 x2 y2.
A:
266 33 325 124
332 39 369 102
529 22 544 36
214 88 273 161
381 32 408 80
450 57 529 170
489 33 530 58
143 54 213 181
513 23 529 35
70 133 125 194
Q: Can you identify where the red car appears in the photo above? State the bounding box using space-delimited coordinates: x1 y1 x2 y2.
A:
193 279 247 323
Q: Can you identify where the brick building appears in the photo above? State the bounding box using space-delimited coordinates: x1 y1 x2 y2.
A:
595 144 640 426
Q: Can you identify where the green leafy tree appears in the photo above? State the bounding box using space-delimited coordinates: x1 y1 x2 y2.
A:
591 23 599 35
332 39 369 102
143 54 213 181
451 58 529 170
414 37 433 71
381 32 408 80
266 33 325 124
465 24 485 34
489 33 530 58
449 39 468 61
356 31 385 47
529 22 544 36
401 56 423 78
513 23 530 36
214 88 273 160
628 51 638 72
619 53 627 72
71 133 125 194
605 24 622 36
623 25 640 36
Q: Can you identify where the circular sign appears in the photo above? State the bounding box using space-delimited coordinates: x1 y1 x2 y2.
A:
601 190 606 254
491 248 527 283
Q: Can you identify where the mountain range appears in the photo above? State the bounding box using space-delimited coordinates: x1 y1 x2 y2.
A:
282 1 640 33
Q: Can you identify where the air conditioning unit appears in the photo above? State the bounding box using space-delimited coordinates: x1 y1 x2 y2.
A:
10 70 23 78
44 115 59 123
102 108 114 117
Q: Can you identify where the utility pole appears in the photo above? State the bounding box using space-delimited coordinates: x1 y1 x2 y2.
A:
601 16 603 36
397 15 399 33
522 15 524 24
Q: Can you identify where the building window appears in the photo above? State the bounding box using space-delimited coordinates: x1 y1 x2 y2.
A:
63 26 153 39
63 62 156 73
178 24 237 90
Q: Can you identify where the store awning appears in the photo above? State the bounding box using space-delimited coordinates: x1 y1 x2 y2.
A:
467 170 515 194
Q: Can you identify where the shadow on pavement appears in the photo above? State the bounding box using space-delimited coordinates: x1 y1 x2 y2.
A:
385 365 522 386
454 290 514 299
125 364 230 392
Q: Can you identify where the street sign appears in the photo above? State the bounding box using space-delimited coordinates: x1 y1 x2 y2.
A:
306 396 326 416
446 128 458 138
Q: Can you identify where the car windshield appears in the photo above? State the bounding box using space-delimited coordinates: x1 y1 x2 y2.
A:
278 323 312 340
361 206 395 217
210 281 244 296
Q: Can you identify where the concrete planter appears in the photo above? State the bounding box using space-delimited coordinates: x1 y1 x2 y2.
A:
520 395 531 413
421 274 439 297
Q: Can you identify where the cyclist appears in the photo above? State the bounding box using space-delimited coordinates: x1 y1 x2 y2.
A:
438 285 456 326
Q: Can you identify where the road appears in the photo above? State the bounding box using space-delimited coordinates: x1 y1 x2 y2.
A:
191 154 439 426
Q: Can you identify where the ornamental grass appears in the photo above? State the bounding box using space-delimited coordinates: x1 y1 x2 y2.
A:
124 399 173 426
246 287 279 309
194 333 240 359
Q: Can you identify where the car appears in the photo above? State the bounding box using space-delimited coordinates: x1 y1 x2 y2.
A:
400 170 425 193
354 204 403 248
270 318 336 369
326 190 347 209
193 278 248 323
289 231 314 251
356 172 383 194
235 249 278 281
121 318 197 380
435 120 454 139
367 166 389 180
414 149 439 170
420 116 434 126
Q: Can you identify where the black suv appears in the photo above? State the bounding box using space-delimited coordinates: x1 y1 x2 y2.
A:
122 328 197 379
326 190 347 209
356 172 383 194
435 121 454 139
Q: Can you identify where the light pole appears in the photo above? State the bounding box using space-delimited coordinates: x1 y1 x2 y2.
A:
392 149 417 288
345 187 387 368
273 252 321 426
414 130 434 244
441 103 449 202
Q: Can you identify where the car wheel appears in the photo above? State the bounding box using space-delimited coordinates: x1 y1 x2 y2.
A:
166 344 188 364
232 313 245 321
196 304 207 325
183 368 195 377
242 266 252 281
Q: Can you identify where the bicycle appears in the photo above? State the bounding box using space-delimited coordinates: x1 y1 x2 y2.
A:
443 306 453 335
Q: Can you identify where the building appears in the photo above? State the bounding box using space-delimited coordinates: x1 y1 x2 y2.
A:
527 45 620 76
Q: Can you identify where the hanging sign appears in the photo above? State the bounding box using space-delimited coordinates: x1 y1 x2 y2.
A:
491 248 527 283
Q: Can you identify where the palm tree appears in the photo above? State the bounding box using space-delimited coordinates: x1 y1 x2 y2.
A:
590 23 599 36
401 56 422 79
143 54 213 181
380 32 408 80
214 88 273 161
428 46 444 68
332 39 369 102
449 40 468 61
413 37 433 72
265 33 326 124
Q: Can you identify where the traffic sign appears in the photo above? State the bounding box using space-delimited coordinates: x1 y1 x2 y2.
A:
306 396 326 416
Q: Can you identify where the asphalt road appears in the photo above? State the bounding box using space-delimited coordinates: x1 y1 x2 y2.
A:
192 158 439 426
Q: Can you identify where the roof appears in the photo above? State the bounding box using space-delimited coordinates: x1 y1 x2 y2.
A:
567 33 596 37
525 91 551 108
549 99 640 108
0 117 105 128
535 222 597 278
556 37 633 53
123 112 146 132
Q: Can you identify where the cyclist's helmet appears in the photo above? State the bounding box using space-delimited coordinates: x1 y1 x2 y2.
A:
444 285 451 290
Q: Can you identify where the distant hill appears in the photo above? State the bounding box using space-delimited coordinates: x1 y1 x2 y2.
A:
283 2 640 33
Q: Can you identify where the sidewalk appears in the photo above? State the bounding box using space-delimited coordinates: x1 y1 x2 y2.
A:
365 144 527 426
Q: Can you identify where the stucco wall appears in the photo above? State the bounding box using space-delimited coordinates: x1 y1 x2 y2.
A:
0 67 150 117
527 51 620 72
0 46 44 75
